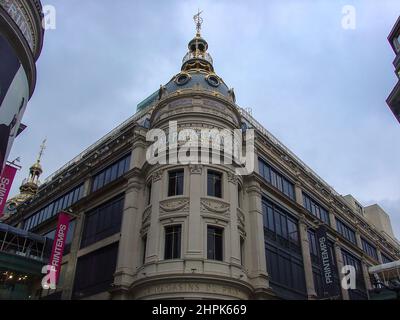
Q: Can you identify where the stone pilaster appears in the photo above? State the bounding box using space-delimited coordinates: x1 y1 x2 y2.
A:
186 165 203 259
298 215 317 299
334 240 349 300
112 175 142 299
146 168 163 264
227 172 241 266
244 179 270 298
294 182 303 206
361 258 372 295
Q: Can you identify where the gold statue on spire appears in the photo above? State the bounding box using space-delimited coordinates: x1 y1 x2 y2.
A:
193 9 203 36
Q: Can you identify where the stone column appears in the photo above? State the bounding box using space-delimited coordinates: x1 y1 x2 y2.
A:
186 165 203 261
334 240 349 300
361 258 372 296
227 172 241 266
294 182 303 206
377 249 383 264
298 215 317 299
146 168 163 264
244 179 270 298
355 229 363 250
112 175 142 299
328 209 336 230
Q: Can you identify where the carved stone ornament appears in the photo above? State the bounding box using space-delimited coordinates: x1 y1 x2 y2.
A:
160 198 190 214
227 172 238 184
201 198 230 216
189 164 203 175
142 205 152 225
152 169 164 182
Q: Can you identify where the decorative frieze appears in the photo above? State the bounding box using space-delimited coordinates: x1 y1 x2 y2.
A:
200 198 230 216
159 198 190 214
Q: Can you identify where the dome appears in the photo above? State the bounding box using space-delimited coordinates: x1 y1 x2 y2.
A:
164 70 230 98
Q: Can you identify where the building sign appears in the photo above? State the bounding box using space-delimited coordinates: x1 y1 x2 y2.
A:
0 33 29 171
49 212 70 283
316 226 339 298
0 164 17 217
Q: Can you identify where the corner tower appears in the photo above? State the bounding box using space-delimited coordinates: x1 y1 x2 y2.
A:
112 13 271 300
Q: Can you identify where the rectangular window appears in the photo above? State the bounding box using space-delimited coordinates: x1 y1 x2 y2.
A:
207 170 222 198
238 185 243 208
336 218 356 245
142 234 147 265
258 158 295 200
341 249 367 300
240 237 245 266
80 195 124 248
164 225 182 260
73 243 119 299
302 193 330 225
23 184 84 231
146 182 152 205
207 226 224 261
382 254 393 264
91 154 131 193
168 170 184 197
262 198 300 253
361 238 378 261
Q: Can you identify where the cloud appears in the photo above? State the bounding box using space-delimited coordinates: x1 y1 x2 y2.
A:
8 0 400 239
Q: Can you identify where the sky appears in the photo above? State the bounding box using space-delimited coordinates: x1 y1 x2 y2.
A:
7 0 400 238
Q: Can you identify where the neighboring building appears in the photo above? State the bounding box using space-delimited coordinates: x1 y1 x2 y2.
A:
3 18 400 300
387 16 400 123
0 0 44 171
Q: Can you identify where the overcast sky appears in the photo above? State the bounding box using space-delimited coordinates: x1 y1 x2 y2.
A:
8 0 400 238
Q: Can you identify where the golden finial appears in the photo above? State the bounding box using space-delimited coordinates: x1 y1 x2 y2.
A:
36 138 47 163
193 9 203 36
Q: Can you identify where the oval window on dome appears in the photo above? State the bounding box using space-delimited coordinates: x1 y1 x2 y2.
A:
175 73 191 86
206 75 220 87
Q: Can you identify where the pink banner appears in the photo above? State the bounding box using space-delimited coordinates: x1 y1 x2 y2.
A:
49 212 70 283
0 164 17 218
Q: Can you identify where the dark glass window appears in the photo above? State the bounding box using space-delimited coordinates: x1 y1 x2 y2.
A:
73 243 119 299
91 154 131 193
168 170 184 197
381 254 393 264
258 158 295 200
240 237 245 266
262 199 300 252
80 195 124 248
146 182 152 205
262 198 306 299
23 184 84 231
308 230 341 299
142 234 147 265
43 220 76 257
207 170 222 198
341 249 367 300
207 226 223 261
164 225 182 260
302 193 330 225
336 218 356 244
361 238 378 261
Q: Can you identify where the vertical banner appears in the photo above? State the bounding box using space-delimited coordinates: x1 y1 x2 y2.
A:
0 164 18 217
49 212 70 283
316 226 339 298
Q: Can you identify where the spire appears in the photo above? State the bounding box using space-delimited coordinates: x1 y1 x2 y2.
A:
194 9 203 37
5 140 46 210
181 10 214 73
